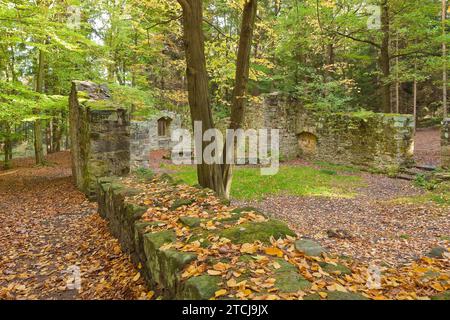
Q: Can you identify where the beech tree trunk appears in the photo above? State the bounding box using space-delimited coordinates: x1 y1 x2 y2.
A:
178 0 225 196
222 0 258 198
443 0 448 119
34 46 45 165
380 1 391 113
3 123 12 169
177 0 258 198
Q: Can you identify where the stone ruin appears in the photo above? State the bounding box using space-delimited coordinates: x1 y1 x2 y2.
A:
69 81 182 197
245 94 415 171
130 111 182 169
442 119 450 169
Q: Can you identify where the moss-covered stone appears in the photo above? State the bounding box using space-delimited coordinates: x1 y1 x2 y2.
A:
427 247 446 259
219 219 295 244
271 258 298 274
179 216 201 228
125 203 147 222
143 230 176 285
431 290 450 300
326 291 369 300
180 275 220 300
170 198 196 210
159 250 197 295
303 293 321 300
318 262 352 275
231 206 265 216
295 239 326 257
218 213 246 224
274 271 311 293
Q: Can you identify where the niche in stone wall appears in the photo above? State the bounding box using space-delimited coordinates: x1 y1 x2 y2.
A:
297 132 318 157
157 117 172 137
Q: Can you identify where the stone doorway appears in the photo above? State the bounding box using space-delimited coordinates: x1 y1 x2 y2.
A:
297 132 318 157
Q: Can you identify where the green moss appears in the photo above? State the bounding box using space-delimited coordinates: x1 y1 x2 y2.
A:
170 198 196 210
274 271 311 293
326 291 369 300
431 290 450 301
231 207 265 216
134 167 155 182
179 216 201 228
318 262 352 275
219 219 295 244
181 275 220 300
125 203 147 221
303 293 321 300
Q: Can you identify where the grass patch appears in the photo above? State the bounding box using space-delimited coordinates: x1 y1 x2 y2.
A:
163 164 363 200
313 161 361 174
390 190 450 207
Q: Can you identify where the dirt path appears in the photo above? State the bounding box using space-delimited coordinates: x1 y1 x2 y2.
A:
234 172 449 267
0 152 149 300
414 127 441 167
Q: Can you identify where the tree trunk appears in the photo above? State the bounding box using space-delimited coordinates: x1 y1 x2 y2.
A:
379 1 391 113
395 34 400 114
34 46 45 165
3 123 12 169
178 0 225 196
52 117 62 152
443 0 448 119
222 0 258 198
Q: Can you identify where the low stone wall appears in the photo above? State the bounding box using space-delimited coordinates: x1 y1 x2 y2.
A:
245 95 415 170
96 174 375 300
442 119 450 169
69 81 130 197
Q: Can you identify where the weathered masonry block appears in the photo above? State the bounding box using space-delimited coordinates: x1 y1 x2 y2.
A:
69 81 130 197
245 94 415 171
442 119 450 169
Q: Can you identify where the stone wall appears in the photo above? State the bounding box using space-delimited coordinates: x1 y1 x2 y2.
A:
130 111 182 169
96 175 375 300
245 94 415 170
442 119 450 169
69 81 130 197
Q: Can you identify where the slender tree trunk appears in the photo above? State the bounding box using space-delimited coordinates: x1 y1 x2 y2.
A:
222 0 258 198
380 1 391 113
3 123 12 169
395 34 400 114
34 119 44 165
52 116 61 152
178 0 225 196
34 46 45 165
443 0 448 119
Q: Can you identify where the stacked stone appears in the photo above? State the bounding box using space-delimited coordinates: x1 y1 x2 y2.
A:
442 119 450 169
69 81 130 198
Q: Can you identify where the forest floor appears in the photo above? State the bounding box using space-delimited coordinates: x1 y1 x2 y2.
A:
0 129 448 299
234 128 449 266
0 152 151 300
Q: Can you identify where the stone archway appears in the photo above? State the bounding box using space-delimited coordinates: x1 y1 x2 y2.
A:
297 132 318 157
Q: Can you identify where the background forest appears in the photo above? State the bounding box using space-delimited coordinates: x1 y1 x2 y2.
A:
0 0 449 169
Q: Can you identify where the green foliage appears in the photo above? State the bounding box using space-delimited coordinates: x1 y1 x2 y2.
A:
414 174 438 191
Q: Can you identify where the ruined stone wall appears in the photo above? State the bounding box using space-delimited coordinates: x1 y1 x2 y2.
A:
442 119 450 169
130 111 182 169
245 95 415 170
69 81 130 197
